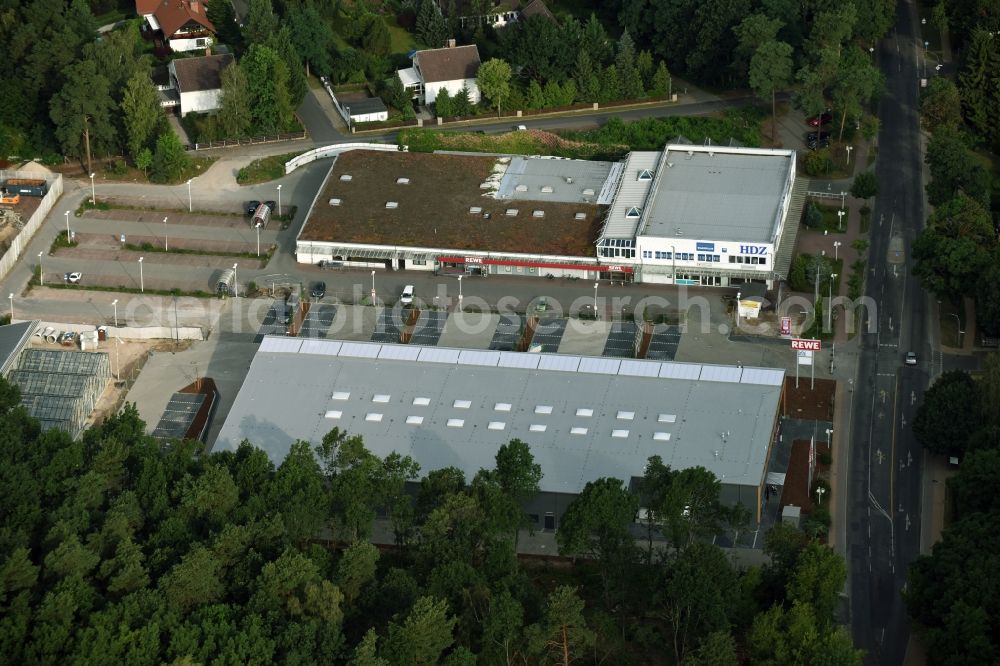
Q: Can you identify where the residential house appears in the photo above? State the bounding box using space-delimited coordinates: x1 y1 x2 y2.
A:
341 98 389 125
519 0 556 23
167 53 233 116
398 42 481 106
436 0 554 28
136 0 215 52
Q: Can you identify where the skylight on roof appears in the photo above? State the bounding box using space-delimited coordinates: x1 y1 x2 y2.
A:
453 399 471 409
574 212 586 220
506 209 519 216
488 421 506 431
469 206 482 214
532 210 545 217
626 207 642 218
535 405 553 415
570 427 588 435
638 169 654 180
340 174 352 181
325 410 342 419
329 198 342 206
530 424 547 432
413 397 430 406
385 201 398 209
658 413 677 423
617 410 635 420
540 185 553 193
576 408 594 417
447 418 465 428
653 432 672 441
365 413 383 422
373 394 391 403
396 177 410 184
332 391 351 400
612 429 630 438
495 402 512 412
406 415 424 425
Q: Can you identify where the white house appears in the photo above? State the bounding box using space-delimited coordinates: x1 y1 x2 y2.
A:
168 53 233 116
136 0 215 53
398 42 481 106
341 98 389 125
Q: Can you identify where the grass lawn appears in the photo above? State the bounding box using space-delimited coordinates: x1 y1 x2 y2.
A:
383 16 416 53
802 201 849 234
236 152 304 185
172 157 216 185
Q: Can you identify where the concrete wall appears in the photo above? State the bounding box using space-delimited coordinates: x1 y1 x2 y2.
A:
284 142 403 175
0 171 62 284
180 88 222 116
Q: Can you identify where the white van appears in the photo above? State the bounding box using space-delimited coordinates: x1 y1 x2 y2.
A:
400 285 414 305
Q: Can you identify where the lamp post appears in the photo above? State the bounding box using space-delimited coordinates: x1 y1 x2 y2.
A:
64 210 70 241
845 144 853 165
186 178 193 212
594 281 599 319
828 273 838 331
950 313 965 346
113 337 121 380
833 241 842 262
276 184 282 216
7 293 13 321
371 270 376 302
816 485 826 506
163 216 168 251
111 299 118 327
671 244 677 285
138 257 144 292
836 209 845 231
233 263 238 298
256 225 260 257
457 274 463 312
89 172 96 204
38 251 43 286
735 290 741 330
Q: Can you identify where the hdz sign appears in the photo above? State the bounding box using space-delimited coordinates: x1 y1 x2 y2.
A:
791 338 821 351
740 245 768 255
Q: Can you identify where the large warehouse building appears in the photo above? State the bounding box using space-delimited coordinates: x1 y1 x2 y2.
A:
215 337 785 528
295 143 806 287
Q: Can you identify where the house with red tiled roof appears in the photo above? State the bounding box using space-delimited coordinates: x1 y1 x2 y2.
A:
136 0 215 52
397 41 481 106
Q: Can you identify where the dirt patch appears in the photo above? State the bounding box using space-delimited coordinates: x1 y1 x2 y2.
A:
81 205 250 228
780 438 831 514
781 376 835 421
65 232 264 257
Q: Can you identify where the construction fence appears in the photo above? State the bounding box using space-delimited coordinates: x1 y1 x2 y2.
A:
0 171 63 285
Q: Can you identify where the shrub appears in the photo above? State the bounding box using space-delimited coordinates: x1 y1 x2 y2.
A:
803 148 834 176
106 159 127 177
789 255 810 292
803 202 823 228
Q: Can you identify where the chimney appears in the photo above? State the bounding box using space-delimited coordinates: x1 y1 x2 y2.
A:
190 0 199 12
447 38 456 48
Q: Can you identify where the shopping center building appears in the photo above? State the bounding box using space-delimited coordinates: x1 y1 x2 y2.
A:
295 143 807 287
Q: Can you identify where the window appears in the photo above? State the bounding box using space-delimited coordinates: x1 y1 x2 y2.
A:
714 255 720 262
642 250 652 258
637 169 654 180
729 256 737 263
412 259 426 266
697 254 705 261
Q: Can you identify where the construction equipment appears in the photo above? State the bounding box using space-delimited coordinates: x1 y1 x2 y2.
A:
3 178 47 197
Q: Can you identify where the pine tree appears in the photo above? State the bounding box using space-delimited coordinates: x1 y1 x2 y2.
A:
624 67 645 100
599 65 622 102
616 30 636 76
434 88 452 118
575 50 597 102
651 61 671 97
526 80 546 109
958 28 1000 148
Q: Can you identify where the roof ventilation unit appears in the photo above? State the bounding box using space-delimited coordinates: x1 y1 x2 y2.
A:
540 185 554 193
506 208 519 217
469 206 482 214
565 177 573 184
396 177 410 184
515 184 528 192
340 174 353 181
532 210 545 218
329 198 341 206
385 201 398 209
582 188 595 196
574 212 586 220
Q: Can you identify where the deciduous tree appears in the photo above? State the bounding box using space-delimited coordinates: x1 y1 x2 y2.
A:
920 77 963 131
477 58 512 117
913 370 983 455
749 40 794 141
121 71 162 160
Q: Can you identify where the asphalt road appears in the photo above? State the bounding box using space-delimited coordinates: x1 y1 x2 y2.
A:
847 3 931 663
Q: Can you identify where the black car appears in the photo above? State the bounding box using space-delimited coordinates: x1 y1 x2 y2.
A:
806 131 831 142
807 137 831 150
264 200 277 213
310 281 326 299
246 200 260 216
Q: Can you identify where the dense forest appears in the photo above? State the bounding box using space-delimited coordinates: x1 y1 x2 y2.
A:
0 375 858 664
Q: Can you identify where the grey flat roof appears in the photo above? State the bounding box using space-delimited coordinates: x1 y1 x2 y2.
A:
496 156 615 204
0 321 36 376
214 338 784 495
640 145 794 243
345 97 387 115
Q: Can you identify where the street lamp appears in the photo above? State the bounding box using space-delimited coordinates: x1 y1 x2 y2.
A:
256 225 260 257
836 209 845 231
828 273 838 330
64 210 70 241
833 241 842 262
7 293 13 321
950 313 965 346
138 257 144 292
671 244 677 285
276 184 282 216
163 216 168 251
594 281 599 318
815 485 826 505
37 251 43 286
457 274 463 311
89 172 96 204
371 270 376 301
111 299 118 327
735 290 741 330
845 145 853 165
187 178 193 212
233 263 238 298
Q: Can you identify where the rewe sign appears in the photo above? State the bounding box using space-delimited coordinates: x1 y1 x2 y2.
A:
791 338 821 351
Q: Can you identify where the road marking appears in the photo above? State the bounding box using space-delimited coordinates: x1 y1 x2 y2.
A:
905 514 911 531
876 449 884 464
911 391 916 405
878 373 896 378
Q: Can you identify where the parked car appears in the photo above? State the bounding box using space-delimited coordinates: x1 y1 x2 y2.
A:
807 137 831 150
514 124 527 131
64 271 82 283
310 281 326 299
905 351 917 366
246 200 260 216
806 131 831 141
400 284 414 305
807 112 833 127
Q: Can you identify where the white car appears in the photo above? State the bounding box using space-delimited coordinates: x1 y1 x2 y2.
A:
400 285 414 305
64 271 82 283
905 351 917 366
515 124 528 131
